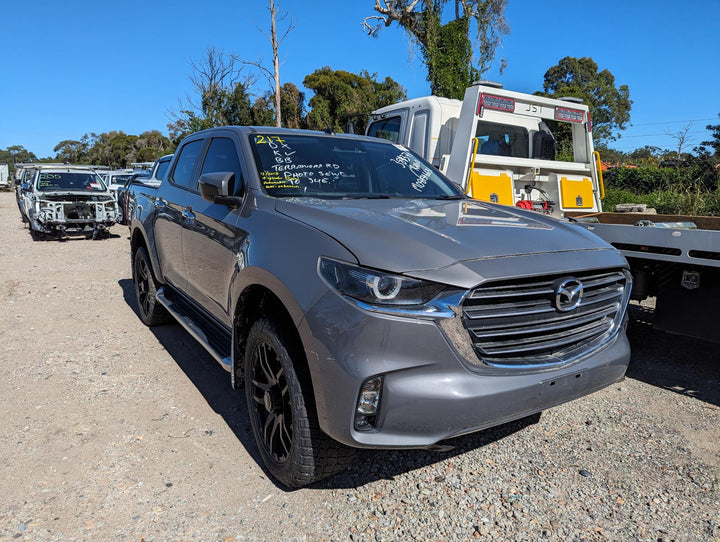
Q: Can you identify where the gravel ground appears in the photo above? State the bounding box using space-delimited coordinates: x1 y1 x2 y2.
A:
0 190 718 541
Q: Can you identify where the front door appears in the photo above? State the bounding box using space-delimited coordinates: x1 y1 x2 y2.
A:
181 135 248 327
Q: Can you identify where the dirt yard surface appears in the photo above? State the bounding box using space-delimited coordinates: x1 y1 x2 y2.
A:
0 190 718 541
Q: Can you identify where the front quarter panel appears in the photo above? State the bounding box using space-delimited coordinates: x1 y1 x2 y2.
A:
228 191 357 324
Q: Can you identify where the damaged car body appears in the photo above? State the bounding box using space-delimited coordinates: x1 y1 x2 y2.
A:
20 165 119 240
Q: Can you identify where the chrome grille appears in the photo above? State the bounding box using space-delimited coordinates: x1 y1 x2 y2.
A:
462 269 629 367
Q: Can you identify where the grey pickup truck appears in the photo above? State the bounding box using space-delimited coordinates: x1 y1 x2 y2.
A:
130 126 632 487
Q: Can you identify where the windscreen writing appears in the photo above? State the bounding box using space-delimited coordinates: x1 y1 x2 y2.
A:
37 172 106 192
250 134 459 199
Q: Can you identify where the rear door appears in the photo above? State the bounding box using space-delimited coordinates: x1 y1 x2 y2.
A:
153 137 206 291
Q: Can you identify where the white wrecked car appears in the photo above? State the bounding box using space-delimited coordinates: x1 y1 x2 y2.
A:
19 164 119 240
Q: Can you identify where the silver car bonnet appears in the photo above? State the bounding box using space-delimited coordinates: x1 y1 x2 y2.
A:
275 198 618 284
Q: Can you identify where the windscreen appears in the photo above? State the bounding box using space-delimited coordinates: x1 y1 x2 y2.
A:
250 134 461 199
36 171 107 192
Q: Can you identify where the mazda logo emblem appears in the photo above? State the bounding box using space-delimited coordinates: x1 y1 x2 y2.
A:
554 278 583 312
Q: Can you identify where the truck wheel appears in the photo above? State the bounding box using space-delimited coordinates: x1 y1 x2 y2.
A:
244 318 354 488
133 246 171 325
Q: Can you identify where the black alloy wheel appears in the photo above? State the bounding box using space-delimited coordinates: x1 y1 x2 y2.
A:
249 340 293 463
244 318 355 488
133 246 170 326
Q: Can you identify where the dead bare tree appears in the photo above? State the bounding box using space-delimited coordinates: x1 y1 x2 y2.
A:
240 0 295 127
183 46 257 123
189 46 238 96
270 0 282 127
668 122 694 157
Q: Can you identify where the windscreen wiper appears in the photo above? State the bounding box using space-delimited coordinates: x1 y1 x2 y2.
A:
343 194 391 199
432 194 465 200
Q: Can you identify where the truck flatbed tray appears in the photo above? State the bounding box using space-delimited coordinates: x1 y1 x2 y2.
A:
566 212 720 232
566 212 720 268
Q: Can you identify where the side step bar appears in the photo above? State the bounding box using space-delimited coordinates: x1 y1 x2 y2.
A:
155 287 232 370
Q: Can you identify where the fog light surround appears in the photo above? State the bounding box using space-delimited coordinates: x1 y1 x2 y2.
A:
354 376 383 431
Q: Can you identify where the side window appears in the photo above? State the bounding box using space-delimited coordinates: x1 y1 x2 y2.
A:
155 158 171 181
24 169 37 187
199 137 242 194
367 116 401 143
171 139 204 189
409 110 429 157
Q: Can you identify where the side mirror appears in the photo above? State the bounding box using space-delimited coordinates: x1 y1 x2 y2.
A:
198 171 243 208
21 183 30 192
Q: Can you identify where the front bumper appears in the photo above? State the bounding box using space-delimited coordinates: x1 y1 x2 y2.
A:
300 288 630 449
32 199 119 232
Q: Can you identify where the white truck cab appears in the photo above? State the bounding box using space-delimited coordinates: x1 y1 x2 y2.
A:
367 81 604 218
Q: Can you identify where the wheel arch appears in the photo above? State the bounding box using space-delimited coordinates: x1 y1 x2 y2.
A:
130 226 163 285
231 283 312 392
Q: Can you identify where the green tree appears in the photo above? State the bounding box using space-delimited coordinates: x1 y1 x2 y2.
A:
53 139 89 164
280 82 306 129
628 145 663 166
363 0 509 99
0 145 38 167
107 132 139 168
251 95 276 126
134 130 174 162
303 67 406 133
702 114 720 156
539 56 632 143
0 145 38 177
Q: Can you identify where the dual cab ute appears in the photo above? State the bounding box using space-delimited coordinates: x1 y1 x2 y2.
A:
130 126 632 487
18 164 119 240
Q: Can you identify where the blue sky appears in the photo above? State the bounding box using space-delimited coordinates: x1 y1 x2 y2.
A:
2 0 718 158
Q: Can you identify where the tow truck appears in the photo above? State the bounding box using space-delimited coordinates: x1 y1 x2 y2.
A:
368 82 720 343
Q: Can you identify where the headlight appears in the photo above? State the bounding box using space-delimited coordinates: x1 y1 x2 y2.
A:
318 257 449 309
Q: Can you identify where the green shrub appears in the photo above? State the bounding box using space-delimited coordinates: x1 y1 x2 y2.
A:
600 160 720 216
602 188 720 216
603 166 693 193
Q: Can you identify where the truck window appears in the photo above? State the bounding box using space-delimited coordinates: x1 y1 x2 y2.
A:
367 116 401 143
475 121 529 158
409 110 429 158
199 138 242 194
171 139 204 189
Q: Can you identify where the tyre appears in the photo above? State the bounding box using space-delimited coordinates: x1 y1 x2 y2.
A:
133 246 171 325
30 228 43 241
244 318 355 488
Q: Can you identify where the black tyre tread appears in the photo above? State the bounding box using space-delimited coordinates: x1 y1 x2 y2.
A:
133 246 172 326
245 318 354 488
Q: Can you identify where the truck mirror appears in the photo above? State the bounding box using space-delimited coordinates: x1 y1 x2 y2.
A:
198 171 243 208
